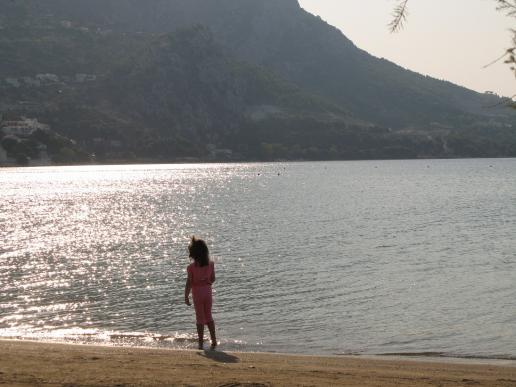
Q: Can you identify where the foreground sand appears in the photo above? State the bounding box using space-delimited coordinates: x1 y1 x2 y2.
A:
1 340 516 386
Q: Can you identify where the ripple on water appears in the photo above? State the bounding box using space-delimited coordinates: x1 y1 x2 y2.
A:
1 160 516 357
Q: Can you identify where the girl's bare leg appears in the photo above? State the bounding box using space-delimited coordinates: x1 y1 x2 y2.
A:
207 320 217 349
196 324 204 349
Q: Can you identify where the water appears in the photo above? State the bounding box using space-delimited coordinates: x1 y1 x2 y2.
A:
1 159 515 359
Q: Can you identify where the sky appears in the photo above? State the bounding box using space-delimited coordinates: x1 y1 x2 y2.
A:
298 0 514 98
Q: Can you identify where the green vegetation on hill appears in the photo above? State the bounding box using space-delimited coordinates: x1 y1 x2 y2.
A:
0 0 515 164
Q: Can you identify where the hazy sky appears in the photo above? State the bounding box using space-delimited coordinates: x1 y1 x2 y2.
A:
298 0 514 97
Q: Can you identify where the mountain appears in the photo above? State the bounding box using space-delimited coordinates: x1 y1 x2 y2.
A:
0 0 515 164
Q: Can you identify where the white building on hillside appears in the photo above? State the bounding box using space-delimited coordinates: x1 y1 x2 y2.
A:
35 73 59 83
1 117 49 136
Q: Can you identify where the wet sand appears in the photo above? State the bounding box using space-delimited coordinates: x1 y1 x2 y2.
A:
1 340 515 386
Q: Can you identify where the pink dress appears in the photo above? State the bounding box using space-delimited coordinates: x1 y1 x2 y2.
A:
187 261 214 325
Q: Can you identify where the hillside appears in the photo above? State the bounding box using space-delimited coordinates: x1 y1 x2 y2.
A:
0 0 515 164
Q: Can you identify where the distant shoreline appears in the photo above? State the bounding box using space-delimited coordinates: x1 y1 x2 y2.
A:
2 156 516 169
1 340 515 386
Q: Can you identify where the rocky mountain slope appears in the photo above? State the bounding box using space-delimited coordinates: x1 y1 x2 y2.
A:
0 0 514 163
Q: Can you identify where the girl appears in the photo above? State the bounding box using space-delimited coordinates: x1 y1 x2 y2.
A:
184 236 217 350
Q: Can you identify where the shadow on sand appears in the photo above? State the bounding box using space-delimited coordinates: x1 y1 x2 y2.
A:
197 349 240 363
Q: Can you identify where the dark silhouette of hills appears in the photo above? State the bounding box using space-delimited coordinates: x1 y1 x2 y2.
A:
0 0 514 163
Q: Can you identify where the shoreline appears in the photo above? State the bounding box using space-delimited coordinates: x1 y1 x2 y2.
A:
2 156 516 169
4 337 516 366
2 340 515 386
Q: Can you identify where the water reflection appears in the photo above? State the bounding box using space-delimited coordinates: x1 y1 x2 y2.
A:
1 160 516 357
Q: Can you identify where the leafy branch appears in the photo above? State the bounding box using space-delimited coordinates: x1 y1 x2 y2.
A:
389 0 409 32
495 0 516 17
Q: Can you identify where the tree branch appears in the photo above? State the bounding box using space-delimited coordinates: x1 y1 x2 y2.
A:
495 0 516 16
389 0 410 33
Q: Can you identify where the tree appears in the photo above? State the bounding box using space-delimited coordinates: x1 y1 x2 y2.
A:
390 0 516 106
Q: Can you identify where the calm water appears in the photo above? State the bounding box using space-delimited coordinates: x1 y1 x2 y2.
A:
1 160 515 358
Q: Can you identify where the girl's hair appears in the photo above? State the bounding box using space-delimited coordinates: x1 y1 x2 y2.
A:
188 236 209 267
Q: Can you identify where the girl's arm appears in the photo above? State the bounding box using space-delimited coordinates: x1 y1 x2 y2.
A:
210 261 216 284
184 270 192 306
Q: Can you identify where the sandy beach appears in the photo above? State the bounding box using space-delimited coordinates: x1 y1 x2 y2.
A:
1 340 515 386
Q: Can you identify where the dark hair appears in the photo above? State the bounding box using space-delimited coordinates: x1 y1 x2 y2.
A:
188 236 209 267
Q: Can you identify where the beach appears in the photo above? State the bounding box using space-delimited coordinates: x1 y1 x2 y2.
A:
1 340 516 386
